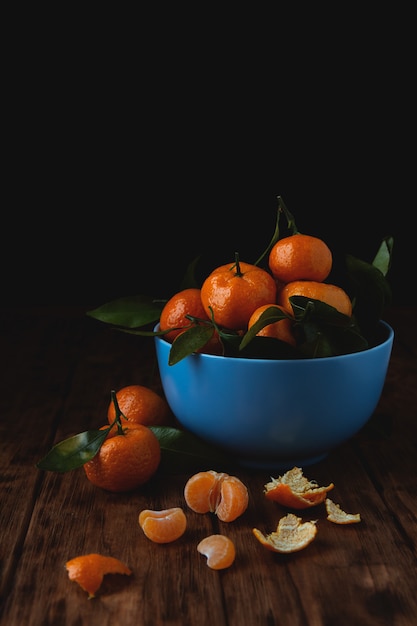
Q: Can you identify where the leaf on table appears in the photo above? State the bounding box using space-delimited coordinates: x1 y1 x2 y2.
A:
150 426 234 472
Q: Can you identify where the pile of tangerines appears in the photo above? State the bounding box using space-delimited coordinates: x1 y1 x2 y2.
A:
88 197 392 361
159 231 352 357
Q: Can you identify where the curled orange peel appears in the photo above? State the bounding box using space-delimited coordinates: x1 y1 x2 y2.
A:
65 553 132 598
264 466 334 509
325 498 361 524
253 513 318 553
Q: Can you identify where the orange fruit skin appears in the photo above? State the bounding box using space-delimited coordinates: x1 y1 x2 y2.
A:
138 507 187 543
65 553 132 598
197 534 236 570
159 288 223 355
247 304 296 347
264 482 331 509
184 470 249 522
83 424 161 492
107 384 173 427
200 261 277 330
268 233 333 283
278 280 353 317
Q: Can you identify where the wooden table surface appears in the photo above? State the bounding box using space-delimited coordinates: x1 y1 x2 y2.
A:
1 305 416 626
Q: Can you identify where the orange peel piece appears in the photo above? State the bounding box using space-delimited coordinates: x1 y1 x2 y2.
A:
264 466 334 509
325 498 361 524
65 553 132 598
253 513 317 553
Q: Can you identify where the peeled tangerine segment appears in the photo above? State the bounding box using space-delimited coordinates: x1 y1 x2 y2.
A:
197 534 236 570
264 466 334 509
65 553 132 598
253 513 317 553
138 507 187 543
325 498 361 524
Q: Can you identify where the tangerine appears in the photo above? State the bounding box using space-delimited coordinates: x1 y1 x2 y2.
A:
65 553 132 598
268 233 333 283
247 304 296 346
184 470 249 522
83 423 161 492
159 288 223 355
138 507 187 543
197 534 236 570
200 257 277 330
278 280 352 317
107 384 173 427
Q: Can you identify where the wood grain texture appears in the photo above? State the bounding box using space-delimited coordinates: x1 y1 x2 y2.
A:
1 306 416 626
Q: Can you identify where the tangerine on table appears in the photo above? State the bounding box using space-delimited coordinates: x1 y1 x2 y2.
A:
200 258 277 330
278 280 353 317
83 424 161 492
268 233 333 283
197 534 236 570
107 384 173 427
138 507 187 543
184 470 249 522
247 304 296 347
159 287 223 355
65 553 132 598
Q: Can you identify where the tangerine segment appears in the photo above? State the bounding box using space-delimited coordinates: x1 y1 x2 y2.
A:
215 475 249 522
65 553 132 599
325 498 361 524
268 233 333 283
253 513 318 553
138 507 187 543
264 466 334 509
184 470 249 522
197 534 236 570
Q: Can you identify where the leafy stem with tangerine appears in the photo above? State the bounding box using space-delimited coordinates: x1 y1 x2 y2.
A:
86 196 394 362
36 390 232 474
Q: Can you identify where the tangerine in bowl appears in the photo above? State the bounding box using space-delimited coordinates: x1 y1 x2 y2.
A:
154 320 394 471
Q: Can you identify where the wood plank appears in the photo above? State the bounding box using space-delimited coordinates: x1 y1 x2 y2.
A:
1 307 417 625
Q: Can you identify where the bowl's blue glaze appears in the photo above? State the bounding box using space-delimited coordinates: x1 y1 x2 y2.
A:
155 321 394 471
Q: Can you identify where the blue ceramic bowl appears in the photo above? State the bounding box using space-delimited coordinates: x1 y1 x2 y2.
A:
154 321 394 471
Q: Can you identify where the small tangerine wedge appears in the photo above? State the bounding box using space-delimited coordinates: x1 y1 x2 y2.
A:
65 553 132 599
184 470 249 522
325 498 361 524
264 466 334 509
197 534 236 570
138 507 187 543
253 513 318 553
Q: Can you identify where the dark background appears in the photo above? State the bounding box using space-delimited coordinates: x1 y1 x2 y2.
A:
3 17 415 309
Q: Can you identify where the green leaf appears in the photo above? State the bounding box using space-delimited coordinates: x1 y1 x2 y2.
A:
168 325 216 365
87 295 166 329
36 428 111 472
150 426 233 472
372 236 394 277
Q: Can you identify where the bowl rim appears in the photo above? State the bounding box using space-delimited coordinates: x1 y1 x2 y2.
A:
154 319 394 365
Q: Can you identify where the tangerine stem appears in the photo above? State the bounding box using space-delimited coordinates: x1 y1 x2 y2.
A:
234 252 242 277
110 390 125 435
